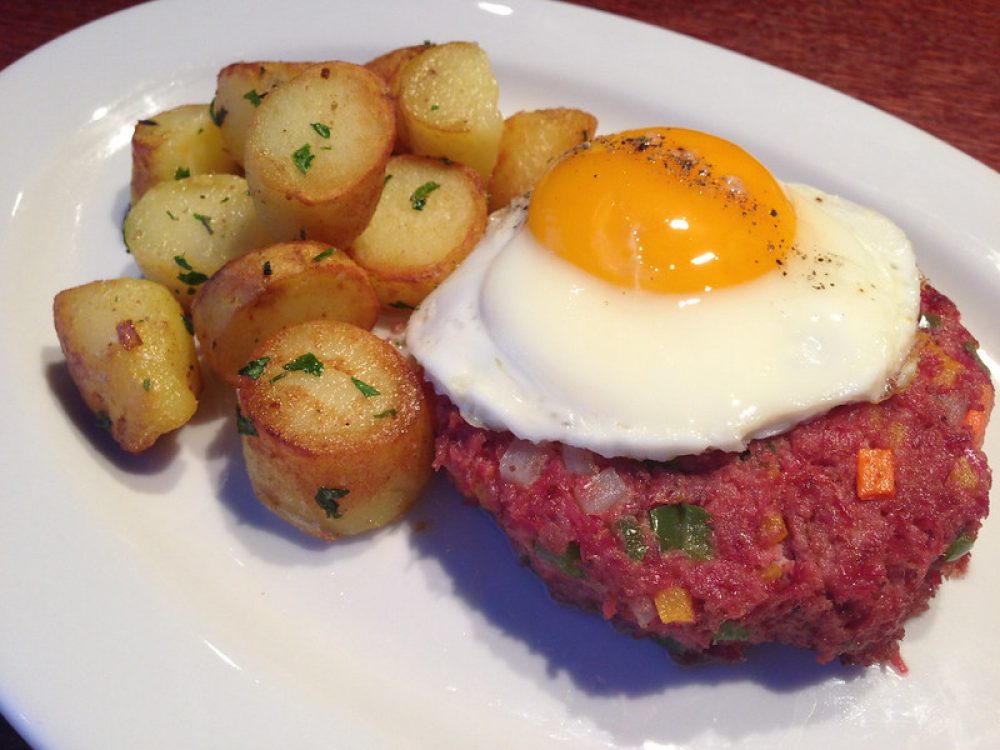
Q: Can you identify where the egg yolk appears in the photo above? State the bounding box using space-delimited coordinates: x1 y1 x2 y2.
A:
526 127 796 294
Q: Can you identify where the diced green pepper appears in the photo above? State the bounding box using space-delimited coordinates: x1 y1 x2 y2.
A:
649 503 715 560
617 516 648 561
536 541 585 578
713 620 750 643
944 531 974 562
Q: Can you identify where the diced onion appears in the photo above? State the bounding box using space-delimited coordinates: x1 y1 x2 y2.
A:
499 439 548 486
631 596 657 628
574 467 630 515
561 444 596 475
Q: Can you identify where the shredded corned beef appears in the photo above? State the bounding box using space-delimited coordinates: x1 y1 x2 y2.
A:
431 283 993 666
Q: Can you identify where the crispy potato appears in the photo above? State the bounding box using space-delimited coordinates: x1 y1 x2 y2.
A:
124 173 272 310
364 43 430 85
236 320 433 539
395 41 503 180
365 43 433 153
191 241 380 385
243 61 396 249
488 108 598 211
53 278 201 453
349 154 487 310
130 103 239 204
212 61 312 164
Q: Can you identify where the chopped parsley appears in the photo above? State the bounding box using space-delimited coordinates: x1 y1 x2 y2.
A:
235 406 258 436
174 166 191 180
181 314 194 335
315 486 349 518
262 260 272 276
281 352 324 377
409 181 440 210
312 247 336 262
209 98 227 126
95 411 112 432
292 143 315 174
351 377 379 397
166 210 178 221
192 213 214 235
389 300 416 310
373 408 397 419
238 356 270 380
310 122 331 138
243 89 265 107
174 256 208 286
142 378 152 391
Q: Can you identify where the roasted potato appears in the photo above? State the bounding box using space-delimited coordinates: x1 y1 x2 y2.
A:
243 61 395 248
365 43 434 153
212 61 312 164
130 103 239 204
488 108 598 211
124 173 272 309
394 41 504 180
364 43 431 86
191 241 380 385
236 320 433 539
53 278 201 453
349 154 487 310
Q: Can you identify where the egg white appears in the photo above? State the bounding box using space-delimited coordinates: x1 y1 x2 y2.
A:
405 184 920 461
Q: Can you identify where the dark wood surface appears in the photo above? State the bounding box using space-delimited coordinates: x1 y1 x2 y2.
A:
1 0 997 747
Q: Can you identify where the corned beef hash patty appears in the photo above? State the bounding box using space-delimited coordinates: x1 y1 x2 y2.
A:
431 284 992 666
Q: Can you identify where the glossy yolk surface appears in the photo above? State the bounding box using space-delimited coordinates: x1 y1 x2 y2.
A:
526 127 796 294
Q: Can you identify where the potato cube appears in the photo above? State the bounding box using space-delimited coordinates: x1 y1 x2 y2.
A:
124 173 272 309
243 61 396 248
130 103 239 203
488 108 597 211
394 41 503 180
349 154 487 310
236 320 433 539
191 241 380 385
53 278 201 453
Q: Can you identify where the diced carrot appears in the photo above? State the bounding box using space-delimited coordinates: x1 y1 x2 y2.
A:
653 587 695 625
963 408 987 449
948 456 979 490
856 447 895 500
759 561 783 582
759 513 788 546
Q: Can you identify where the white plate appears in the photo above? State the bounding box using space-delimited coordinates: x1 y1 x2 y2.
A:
2 1 999 748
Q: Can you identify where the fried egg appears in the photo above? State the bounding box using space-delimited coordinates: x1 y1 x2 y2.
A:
406 128 920 460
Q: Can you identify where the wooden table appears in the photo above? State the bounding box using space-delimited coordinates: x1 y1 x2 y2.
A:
0 0 997 747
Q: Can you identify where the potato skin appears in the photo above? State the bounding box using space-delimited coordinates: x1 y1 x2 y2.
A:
488 108 598 211
243 62 395 248
124 173 273 310
130 103 239 203
349 154 487 310
237 320 433 539
53 278 201 453
191 241 380 385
